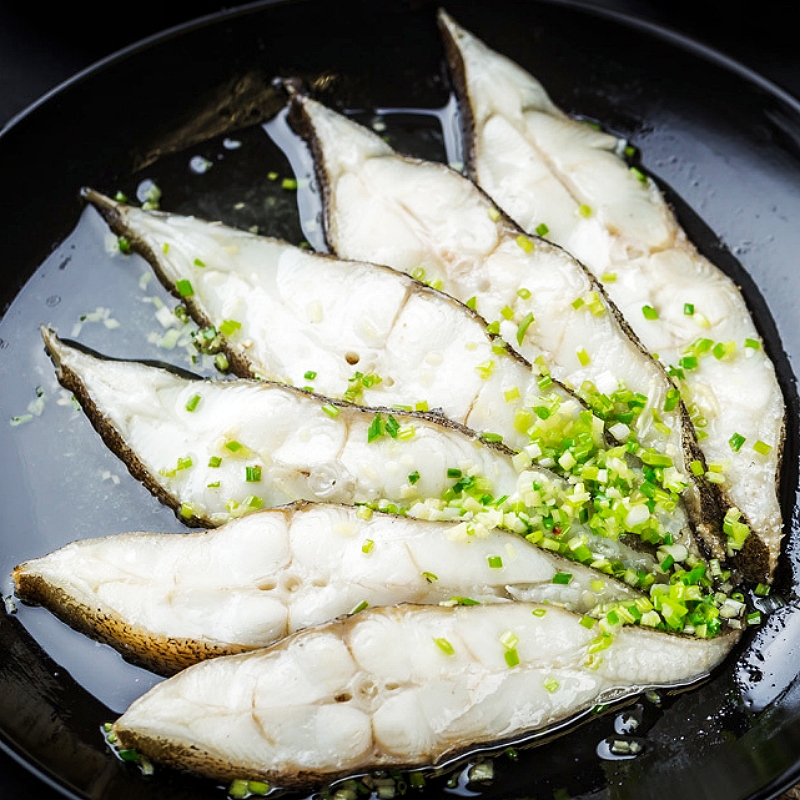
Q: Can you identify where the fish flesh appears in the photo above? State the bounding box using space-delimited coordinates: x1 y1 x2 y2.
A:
112 602 736 786
287 94 727 563
43 327 708 603
84 188 592 455
85 190 710 571
12 501 643 675
438 10 784 581
42 327 520 527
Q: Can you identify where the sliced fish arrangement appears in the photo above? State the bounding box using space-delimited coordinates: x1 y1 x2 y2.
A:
42 327 712 600
10 7 785 792
111 602 736 786
437 10 784 581
84 190 704 566
288 93 728 563
12 501 644 675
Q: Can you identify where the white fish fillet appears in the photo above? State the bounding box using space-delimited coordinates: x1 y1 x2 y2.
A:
43 328 689 589
438 11 784 580
112 602 736 785
84 189 590 454
42 328 519 527
12 501 641 674
288 94 726 561
85 191 703 563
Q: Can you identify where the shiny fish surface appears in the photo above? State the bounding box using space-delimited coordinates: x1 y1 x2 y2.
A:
42 328 522 527
289 94 726 561
85 189 586 454
42 329 705 596
113 602 736 785
85 191 702 563
13 502 640 675
438 11 784 579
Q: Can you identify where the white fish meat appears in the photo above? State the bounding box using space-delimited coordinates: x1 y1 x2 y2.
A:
12 501 642 675
85 190 706 569
43 329 738 628
112 602 736 786
42 327 520 527
438 11 784 580
84 189 591 454
287 94 727 563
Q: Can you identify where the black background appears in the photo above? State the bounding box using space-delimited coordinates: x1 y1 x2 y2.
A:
0 1 798 797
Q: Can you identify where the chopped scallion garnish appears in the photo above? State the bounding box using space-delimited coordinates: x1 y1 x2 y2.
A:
245 465 262 482
185 394 201 412
434 637 455 655
729 432 746 452
535 222 549 237
487 555 503 569
642 305 658 320
176 279 194 298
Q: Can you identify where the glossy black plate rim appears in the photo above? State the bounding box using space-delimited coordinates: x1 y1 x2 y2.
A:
1 1 800 799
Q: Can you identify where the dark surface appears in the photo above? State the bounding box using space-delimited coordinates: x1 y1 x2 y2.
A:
1 2 799 799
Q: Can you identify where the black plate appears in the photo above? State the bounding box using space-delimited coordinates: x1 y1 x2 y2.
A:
2 1 800 798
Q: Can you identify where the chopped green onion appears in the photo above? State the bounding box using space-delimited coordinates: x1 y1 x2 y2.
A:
745 338 761 350
113 191 128 202
576 347 590 367
515 234 534 253
465 296 477 310
630 166 647 184
214 353 229 371
206 481 220 488
322 403 340 418
434 637 455 655
117 236 131 254
304 370 317 380
351 600 369 614
516 311 535 345
504 387 521 403
225 441 243 453
362 539 374 554
176 456 192 470
208 456 222 468
487 555 503 569
385 414 400 439
247 781 271 796
517 287 532 299
368 414 384 442
754 440 772 456
601 271 617 282
176 279 194 298
482 432 503 443
487 207 501 222
684 303 695 316
408 470 420 485
193 257 206 267
245 465 262 482
543 677 560 692
422 571 438 582
578 204 592 218
535 222 549 237
219 319 242 337
552 572 573 585
185 394 201 412
504 648 520 668
281 178 298 190
267 171 278 181
447 468 463 479
642 305 658 320
532 608 547 617
690 460 704 476
729 432 746 452
161 242 169 254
